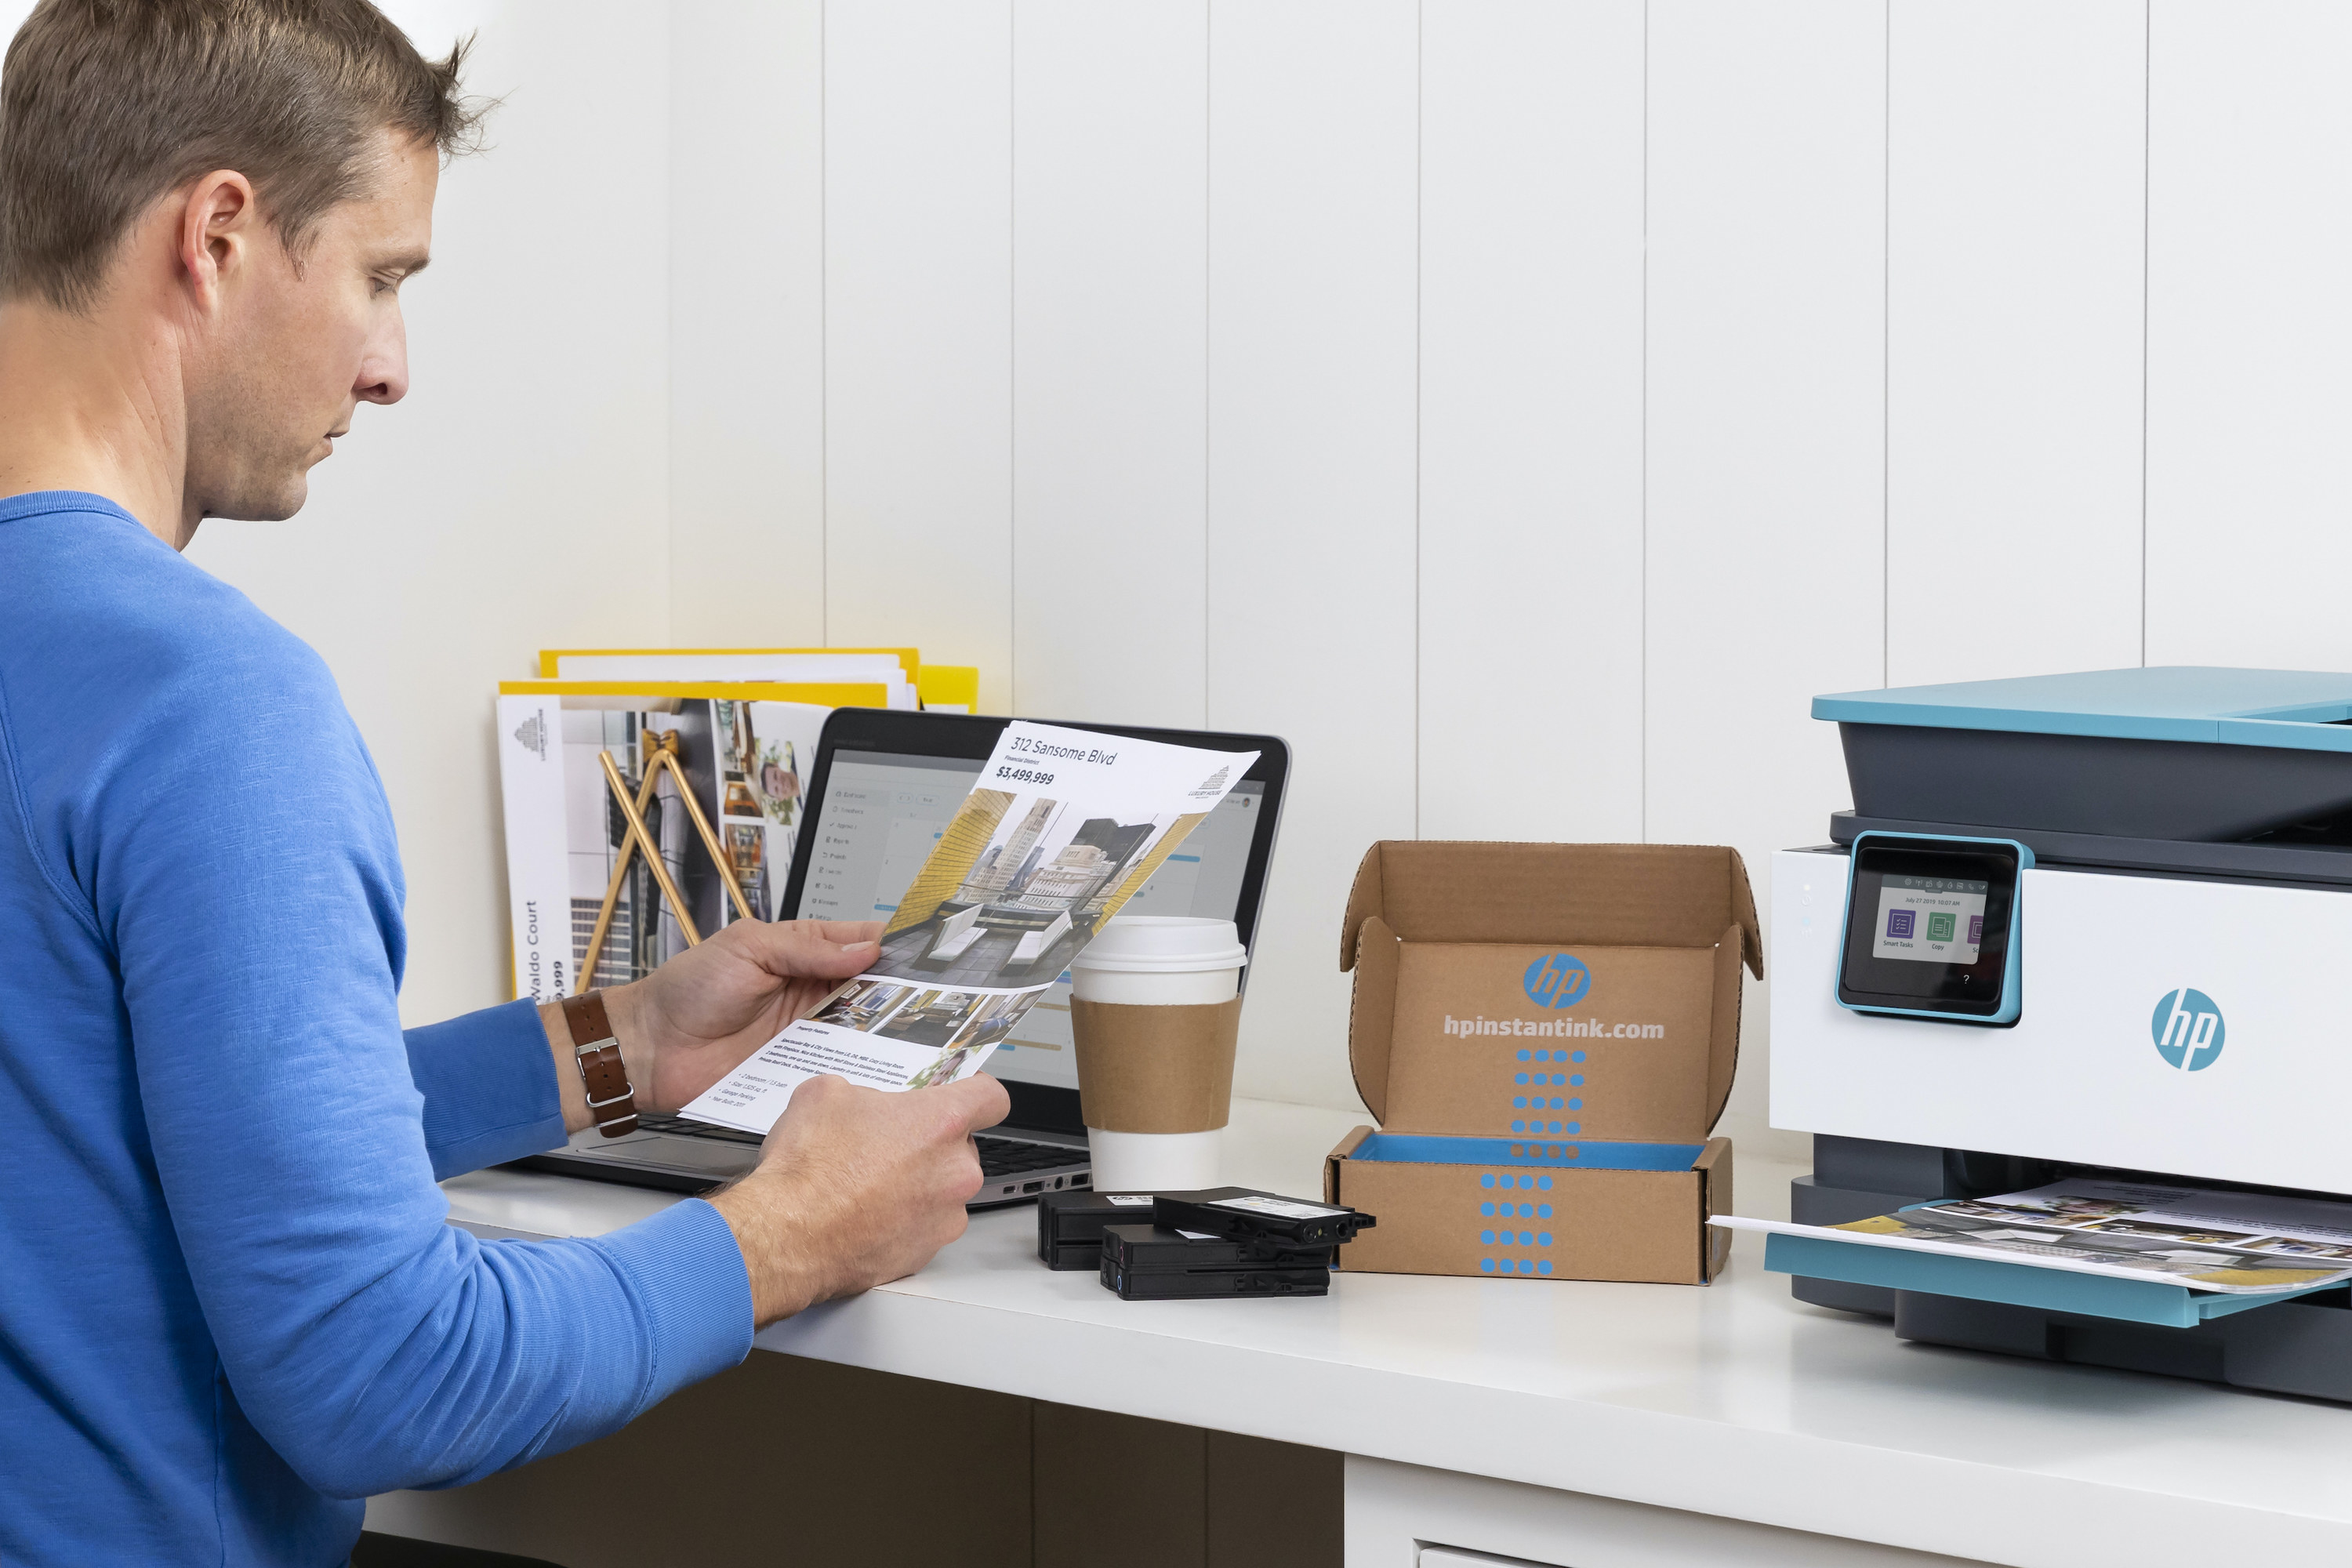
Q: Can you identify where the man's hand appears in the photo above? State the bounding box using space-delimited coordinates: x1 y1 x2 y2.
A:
707 1073 1011 1324
543 918 880 1130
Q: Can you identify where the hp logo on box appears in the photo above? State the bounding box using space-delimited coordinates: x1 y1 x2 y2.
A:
2151 988 2226 1071
1523 954 1591 1010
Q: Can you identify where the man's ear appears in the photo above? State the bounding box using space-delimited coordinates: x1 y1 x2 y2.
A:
176 170 260 313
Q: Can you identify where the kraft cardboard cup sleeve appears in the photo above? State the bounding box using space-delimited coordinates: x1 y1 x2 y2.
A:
1069 918 1246 1190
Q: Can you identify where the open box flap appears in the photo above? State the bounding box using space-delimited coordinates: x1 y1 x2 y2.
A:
1706 922 1745 1133
1323 1125 1374 1207
1370 940 1731 1140
1696 1137 1733 1279
1342 845 1760 1143
1341 841 1763 980
1347 917 1402 1124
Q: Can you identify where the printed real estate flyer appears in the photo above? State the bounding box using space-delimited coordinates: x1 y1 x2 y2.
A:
680 721 1259 1133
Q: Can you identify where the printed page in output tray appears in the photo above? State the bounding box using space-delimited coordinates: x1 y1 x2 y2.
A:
681 721 1259 1134
1719 1178 2352 1294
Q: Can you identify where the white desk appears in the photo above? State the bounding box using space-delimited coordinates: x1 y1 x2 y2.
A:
438 1098 2352 1567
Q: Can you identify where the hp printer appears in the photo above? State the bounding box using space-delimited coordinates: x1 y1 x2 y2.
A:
1773 666 2352 1401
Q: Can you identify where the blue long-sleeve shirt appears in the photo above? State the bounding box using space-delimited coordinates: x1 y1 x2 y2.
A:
0 492 753 1566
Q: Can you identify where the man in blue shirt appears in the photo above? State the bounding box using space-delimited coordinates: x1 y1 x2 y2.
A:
0 3 1009 1563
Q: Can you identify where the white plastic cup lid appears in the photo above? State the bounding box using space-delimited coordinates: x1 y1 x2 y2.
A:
1068 915 1247 975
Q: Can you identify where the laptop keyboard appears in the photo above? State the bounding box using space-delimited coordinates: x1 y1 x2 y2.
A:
632 1114 1083 1178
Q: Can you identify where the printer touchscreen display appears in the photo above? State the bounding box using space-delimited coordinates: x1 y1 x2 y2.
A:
1871 877 1988 964
1839 837 2022 1019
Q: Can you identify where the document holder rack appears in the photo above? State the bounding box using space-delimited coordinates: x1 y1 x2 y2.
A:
576 730 754 994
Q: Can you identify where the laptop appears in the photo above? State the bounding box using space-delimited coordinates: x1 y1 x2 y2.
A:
514 707 1290 1207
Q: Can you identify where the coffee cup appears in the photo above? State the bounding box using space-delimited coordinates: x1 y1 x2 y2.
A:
1068 916 1247 1191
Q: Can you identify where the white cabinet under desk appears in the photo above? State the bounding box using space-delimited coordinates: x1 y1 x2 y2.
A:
416 1098 2352 1567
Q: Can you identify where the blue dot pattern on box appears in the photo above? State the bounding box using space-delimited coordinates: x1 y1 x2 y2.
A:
1479 1170 1562 1277
1507 1048 1589 1151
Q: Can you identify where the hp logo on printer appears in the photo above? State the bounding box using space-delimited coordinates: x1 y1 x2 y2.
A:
2151 988 2226 1072
1523 954 1591 1009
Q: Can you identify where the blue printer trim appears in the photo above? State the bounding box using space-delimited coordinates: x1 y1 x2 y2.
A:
1819 670 2352 840
1812 666 2352 753
1759 1231 2336 1329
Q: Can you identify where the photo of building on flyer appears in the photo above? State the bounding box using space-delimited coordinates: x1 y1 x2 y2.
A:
870 786 1209 989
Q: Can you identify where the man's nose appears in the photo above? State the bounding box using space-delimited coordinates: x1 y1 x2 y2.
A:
356 315 410 406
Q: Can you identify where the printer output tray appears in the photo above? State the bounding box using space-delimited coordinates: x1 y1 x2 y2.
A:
1760 1232 2334 1329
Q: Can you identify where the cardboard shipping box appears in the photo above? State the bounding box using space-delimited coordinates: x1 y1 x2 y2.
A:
1323 842 1763 1285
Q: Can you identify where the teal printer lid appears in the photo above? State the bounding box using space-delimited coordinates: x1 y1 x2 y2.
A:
1813 667 2352 754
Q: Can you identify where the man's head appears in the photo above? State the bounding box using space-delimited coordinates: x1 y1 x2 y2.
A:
0 0 483 526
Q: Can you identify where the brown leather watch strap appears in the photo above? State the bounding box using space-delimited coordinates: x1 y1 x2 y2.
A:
560 990 639 1138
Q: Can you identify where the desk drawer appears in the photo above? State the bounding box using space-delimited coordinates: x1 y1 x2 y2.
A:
1351 1457 1991 1568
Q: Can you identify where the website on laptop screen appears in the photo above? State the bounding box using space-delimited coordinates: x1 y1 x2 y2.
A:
798 750 1265 1089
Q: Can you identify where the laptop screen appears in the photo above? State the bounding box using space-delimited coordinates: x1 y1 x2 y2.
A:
795 748 1269 1090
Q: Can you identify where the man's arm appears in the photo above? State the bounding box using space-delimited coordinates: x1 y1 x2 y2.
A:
395 921 880 1180
96 643 992 1496
707 1074 1005 1324
537 920 1013 1323
534 919 885 1138
403 1001 567 1179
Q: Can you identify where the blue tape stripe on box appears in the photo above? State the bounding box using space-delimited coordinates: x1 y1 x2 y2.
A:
1351 1133 1704 1171
1762 1232 2335 1328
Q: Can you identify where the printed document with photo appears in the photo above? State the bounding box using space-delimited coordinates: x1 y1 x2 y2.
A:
681 721 1260 1134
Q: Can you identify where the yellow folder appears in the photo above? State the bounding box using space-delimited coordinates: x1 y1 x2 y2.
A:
535 647 921 681
497 678 895 708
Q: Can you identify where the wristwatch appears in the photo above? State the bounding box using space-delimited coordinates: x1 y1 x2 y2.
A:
561 991 641 1138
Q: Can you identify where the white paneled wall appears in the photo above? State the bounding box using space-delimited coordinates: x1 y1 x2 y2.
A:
1417 0 1645 845
140 4 2352 1154
669 0 826 644
1646 0 1888 1151
822 0 1016 712
2146 2 2352 670
1011 0 1210 729
1886 0 2147 687
1203 1 1423 1109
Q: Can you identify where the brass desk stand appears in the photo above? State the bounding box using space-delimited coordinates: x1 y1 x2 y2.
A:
575 730 757 995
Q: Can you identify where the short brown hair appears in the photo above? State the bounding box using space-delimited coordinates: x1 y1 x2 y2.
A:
0 0 485 310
